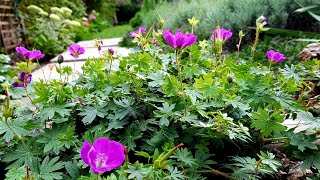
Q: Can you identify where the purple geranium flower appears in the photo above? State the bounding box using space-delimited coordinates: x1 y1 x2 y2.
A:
28 50 45 61
15 46 30 58
129 27 146 37
68 44 85 58
163 29 197 49
80 137 125 174
12 72 32 88
266 50 286 63
211 28 232 41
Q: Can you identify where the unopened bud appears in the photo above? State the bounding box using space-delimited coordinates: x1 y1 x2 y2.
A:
108 48 114 55
48 64 54 71
238 30 244 38
57 55 64 64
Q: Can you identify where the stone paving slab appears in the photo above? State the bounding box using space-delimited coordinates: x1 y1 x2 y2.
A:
77 38 122 48
32 60 120 81
282 118 309 133
51 46 130 62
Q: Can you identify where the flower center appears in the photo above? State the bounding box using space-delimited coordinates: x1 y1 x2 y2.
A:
95 153 108 168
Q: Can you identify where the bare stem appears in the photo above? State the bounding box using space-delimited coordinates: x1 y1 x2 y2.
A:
24 86 40 111
36 59 47 84
251 29 260 61
175 50 187 116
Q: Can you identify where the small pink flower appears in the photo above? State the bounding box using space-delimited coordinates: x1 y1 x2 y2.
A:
88 13 95 20
28 50 45 61
83 21 89 26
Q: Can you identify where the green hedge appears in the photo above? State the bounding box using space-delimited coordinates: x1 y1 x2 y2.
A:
141 0 320 40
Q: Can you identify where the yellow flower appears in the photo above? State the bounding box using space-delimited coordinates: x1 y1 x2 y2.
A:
199 40 207 49
188 16 199 27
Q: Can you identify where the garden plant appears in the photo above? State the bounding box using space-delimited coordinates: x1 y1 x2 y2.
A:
0 15 320 180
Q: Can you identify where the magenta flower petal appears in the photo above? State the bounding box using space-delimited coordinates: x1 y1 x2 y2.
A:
181 34 197 48
80 140 91 165
212 28 232 41
80 137 125 174
12 72 32 88
163 29 176 48
15 46 30 57
28 50 45 61
129 27 147 37
266 50 286 63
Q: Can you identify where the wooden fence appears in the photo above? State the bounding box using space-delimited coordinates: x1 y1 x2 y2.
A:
0 0 22 54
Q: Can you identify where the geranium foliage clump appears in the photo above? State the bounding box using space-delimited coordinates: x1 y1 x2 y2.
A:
0 15 320 180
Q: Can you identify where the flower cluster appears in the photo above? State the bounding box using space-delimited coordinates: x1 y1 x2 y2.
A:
266 50 286 63
16 46 45 61
80 137 125 174
163 29 197 49
130 27 146 37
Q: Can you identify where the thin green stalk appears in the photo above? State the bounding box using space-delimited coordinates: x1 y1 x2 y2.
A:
251 30 260 61
108 57 113 83
175 50 183 91
95 174 99 180
4 117 29 152
36 59 47 84
254 159 262 179
175 50 187 115
24 85 40 111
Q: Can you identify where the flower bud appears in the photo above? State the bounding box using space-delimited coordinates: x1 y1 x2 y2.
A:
238 30 244 38
108 48 114 55
160 19 165 27
48 64 54 71
57 55 64 64
227 77 233 83
256 15 266 23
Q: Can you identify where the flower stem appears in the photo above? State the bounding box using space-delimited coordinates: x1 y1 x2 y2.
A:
251 29 260 61
24 84 40 111
108 57 113 84
95 174 99 180
36 59 47 84
175 50 187 115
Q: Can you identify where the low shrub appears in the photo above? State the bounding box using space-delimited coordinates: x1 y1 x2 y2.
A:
141 0 320 41
1 16 320 179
